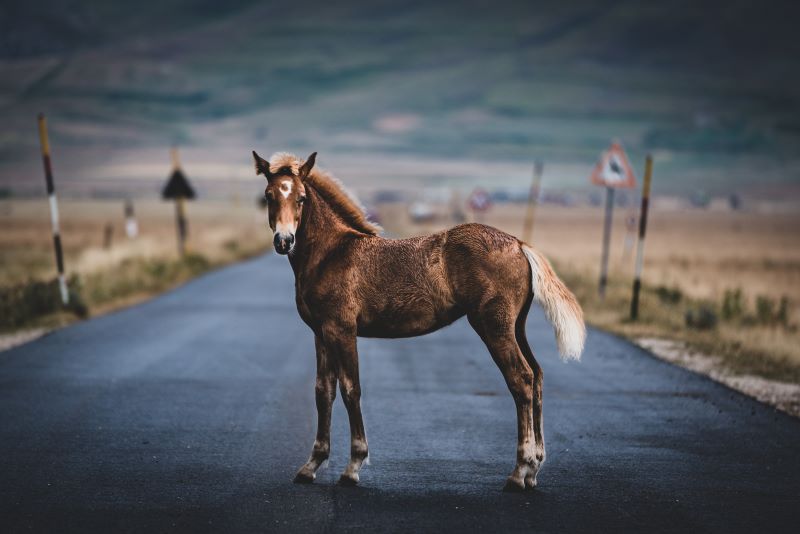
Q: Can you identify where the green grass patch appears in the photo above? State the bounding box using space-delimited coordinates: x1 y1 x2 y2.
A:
83 253 212 307
0 276 88 330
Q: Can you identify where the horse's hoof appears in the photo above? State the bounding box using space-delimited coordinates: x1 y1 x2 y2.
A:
502 477 525 493
524 474 538 490
293 471 315 484
338 473 359 486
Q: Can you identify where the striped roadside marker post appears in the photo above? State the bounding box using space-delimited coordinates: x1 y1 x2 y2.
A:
37 113 69 305
630 154 653 320
124 199 139 239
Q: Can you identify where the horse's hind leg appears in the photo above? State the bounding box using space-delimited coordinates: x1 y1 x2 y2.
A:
294 335 337 483
469 298 536 492
516 293 545 489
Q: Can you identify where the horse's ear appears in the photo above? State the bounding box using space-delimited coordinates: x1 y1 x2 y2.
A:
298 152 317 180
252 151 271 177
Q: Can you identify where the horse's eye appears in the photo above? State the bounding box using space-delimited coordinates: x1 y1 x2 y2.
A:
297 196 306 205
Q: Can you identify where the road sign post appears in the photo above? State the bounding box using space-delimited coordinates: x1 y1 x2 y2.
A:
175 197 187 255
521 160 543 244
598 186 615 299
590 141 637 299
162 148 195 257
630 155 654 320
37 113 69 305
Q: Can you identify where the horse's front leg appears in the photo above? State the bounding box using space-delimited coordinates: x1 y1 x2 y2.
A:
323 323 368 486
294 335 337 483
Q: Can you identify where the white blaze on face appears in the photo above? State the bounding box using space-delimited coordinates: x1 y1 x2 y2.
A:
279 180 293 199
270 179 298 239
275 220 297 235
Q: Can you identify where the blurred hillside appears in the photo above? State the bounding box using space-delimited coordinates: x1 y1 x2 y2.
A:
1 0 799 197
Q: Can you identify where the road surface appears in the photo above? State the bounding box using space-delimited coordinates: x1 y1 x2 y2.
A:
1 254 798 533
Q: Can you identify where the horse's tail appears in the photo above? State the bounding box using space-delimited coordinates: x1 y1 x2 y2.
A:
520 244 586 361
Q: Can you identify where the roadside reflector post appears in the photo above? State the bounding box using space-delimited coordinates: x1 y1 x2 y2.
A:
161 147 196 257
589 141 637 300
124 199 138 239
622 211 637 261
598 186 615 299
521 159 543 243
37 113 69 305
630 154 654 320
103 222 114 250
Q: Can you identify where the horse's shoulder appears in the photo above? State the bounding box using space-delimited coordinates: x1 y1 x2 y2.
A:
297 243 360 295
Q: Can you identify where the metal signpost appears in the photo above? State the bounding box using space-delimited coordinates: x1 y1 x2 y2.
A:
590 141 637 299
161 148 196 257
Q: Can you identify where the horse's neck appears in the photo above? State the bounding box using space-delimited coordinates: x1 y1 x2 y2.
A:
289 186 358 278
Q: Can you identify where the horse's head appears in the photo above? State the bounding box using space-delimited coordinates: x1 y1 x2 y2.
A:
252 151 316 255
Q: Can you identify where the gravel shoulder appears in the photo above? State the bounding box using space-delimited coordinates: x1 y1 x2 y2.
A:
637 337 800 418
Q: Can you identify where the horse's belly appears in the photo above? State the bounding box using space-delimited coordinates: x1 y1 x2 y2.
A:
357 304 463 338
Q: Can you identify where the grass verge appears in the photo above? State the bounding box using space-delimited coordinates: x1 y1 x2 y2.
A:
557 265 800 384
0 241 268 334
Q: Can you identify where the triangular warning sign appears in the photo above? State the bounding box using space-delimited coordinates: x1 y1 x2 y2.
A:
161 148 196 200
590 142 637 189
162 167 196 200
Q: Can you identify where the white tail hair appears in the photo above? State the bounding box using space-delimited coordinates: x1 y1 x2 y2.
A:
521 244 586 360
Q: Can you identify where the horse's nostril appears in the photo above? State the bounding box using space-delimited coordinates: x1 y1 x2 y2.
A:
273 233 295 252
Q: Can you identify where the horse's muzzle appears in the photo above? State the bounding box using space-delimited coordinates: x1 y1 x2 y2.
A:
273 233 295 255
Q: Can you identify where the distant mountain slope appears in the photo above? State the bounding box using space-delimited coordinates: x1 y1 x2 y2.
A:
1 0 799 196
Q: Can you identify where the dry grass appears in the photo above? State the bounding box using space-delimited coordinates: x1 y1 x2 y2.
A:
0 198 271 329
379 201 800 382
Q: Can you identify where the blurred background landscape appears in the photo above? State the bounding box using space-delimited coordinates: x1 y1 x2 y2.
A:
2 0 800 197
1 0 799 405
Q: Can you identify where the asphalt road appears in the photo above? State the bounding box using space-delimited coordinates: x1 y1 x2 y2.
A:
1 253 799 533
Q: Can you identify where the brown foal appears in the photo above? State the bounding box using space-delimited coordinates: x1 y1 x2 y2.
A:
253 150 585 491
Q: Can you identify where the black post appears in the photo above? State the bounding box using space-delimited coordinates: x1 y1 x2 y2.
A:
630 155 654 320
175 197 187 256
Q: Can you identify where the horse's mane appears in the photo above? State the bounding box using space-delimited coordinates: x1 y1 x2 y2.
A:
268 152 380 236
